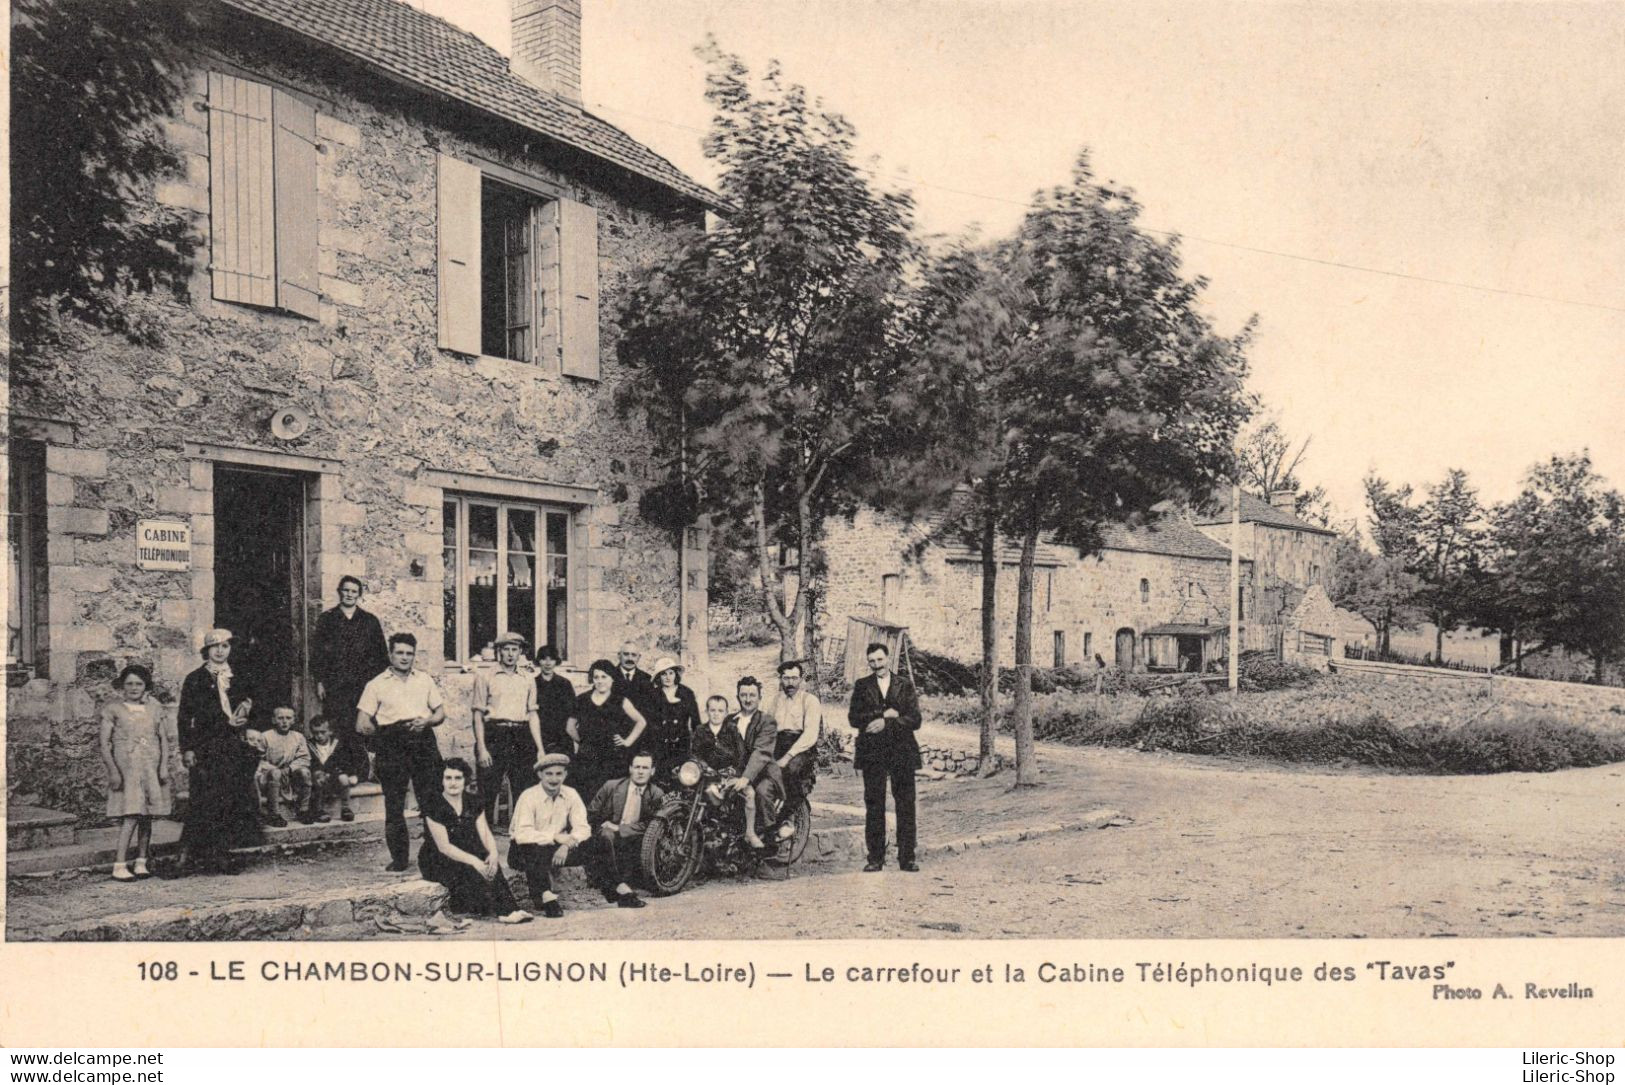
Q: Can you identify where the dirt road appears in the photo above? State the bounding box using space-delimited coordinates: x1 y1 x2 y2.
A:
364 739 1625 941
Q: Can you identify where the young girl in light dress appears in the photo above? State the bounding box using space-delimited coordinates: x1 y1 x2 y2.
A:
98 664 172 881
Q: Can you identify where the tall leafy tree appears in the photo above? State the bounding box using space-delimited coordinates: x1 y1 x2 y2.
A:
1483 454 1625 681
990 153 1253 784
1413 468 1484 659
871 241 1028 768
1329 533 1422 655
12 0 207 349
614 42 918 672
1363 474 1422 564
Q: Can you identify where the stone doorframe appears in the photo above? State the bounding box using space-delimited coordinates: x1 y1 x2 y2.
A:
183 442 345 713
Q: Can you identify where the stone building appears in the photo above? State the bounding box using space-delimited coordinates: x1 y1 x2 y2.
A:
6 0 712 815
1192 488 1337 643
817 509 1257 672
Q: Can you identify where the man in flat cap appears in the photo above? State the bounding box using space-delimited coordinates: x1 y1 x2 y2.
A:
471 631 541 826
506 753 590 918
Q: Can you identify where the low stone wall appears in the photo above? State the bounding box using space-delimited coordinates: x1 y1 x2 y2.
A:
919 744 1006 778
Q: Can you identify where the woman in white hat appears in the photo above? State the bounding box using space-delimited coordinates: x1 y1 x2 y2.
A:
645 656 700 784
173 628 262 875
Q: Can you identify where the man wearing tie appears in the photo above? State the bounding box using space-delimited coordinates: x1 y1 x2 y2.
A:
585 752 665 908
847 642 922 872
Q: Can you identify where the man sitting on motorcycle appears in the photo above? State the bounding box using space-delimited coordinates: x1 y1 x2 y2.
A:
583 752 665 909
731 679 790 847
691 693 769 849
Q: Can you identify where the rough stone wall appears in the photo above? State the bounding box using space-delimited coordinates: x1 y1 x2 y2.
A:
820 510 1253 669
7 35 706 814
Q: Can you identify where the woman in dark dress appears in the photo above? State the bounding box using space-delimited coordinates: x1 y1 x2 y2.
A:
418 758 530 923
644 655 699 784
564 658 647 806
174 628 263 875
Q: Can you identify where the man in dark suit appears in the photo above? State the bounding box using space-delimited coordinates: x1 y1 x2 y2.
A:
848 642 922 871
584 752 666 908
613 641 659 726
727 676 787 849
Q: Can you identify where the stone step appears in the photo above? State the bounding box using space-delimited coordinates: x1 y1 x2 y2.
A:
6 808 402 877
8 805 79 852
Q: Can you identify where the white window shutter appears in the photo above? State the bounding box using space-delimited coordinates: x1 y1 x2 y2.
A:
208 72 277 308
436 153 482 355
271 90 320 318
558 197 600 380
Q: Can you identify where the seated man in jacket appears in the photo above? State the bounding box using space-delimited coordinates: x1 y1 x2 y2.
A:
584 752 665 909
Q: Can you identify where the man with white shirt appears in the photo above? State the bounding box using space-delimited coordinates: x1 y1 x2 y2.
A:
471 631 542 826
847 642 922 873
583 752 665 909
507 753 591 919
355 633 445 872
772 659 822 807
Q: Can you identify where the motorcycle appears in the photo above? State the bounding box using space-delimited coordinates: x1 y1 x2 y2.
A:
639 758 812 896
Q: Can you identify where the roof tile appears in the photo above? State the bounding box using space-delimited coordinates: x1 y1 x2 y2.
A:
221 0 718 207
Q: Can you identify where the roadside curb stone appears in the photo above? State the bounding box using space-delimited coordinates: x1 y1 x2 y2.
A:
19 880 450 942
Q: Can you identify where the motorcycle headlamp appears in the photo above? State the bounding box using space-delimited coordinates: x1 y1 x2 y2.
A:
678 760 703 787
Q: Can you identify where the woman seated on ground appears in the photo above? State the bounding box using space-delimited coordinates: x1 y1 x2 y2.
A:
417 757 531 924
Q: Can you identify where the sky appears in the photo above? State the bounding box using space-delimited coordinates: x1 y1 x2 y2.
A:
418 0 1625 527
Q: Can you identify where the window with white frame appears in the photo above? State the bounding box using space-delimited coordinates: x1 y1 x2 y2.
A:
442 496 572 663
437 155 601 379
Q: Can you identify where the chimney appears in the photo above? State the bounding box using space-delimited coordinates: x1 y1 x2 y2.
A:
511 0 582 105
1269 487 1298 512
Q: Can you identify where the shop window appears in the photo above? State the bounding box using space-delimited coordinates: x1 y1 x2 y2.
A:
6 441 48 669
442 496 572 663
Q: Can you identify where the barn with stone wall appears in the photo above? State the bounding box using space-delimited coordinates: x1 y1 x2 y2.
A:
818 508 1257 672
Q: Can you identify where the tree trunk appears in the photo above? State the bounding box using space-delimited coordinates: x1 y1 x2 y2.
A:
1435 620 1444 662
799 498 823 684
788 490 814 667
977 493 1000 774
751 482 797 660
1011 509 1039 787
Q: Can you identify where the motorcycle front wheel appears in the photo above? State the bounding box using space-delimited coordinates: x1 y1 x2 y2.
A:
640 814 701 896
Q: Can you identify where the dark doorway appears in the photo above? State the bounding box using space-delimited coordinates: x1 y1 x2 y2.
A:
1053 630 1066 668
1114 627 1136 670
1177 635 1205 673
214 467 308 723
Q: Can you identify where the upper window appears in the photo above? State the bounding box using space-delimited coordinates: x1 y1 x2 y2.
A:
1139 578 1150 604
7 441 48 668
437 155 600 378
442 495 572 664
206 72 320 318
480 179 550 363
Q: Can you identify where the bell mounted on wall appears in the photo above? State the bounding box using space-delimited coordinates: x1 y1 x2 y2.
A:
269 405 311 441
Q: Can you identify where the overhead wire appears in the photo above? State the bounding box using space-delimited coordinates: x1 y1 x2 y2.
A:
583 97 1625 316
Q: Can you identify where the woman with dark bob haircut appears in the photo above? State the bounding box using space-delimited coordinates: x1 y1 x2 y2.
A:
564 658 647 808
99 664 172 881
417 757 530 923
